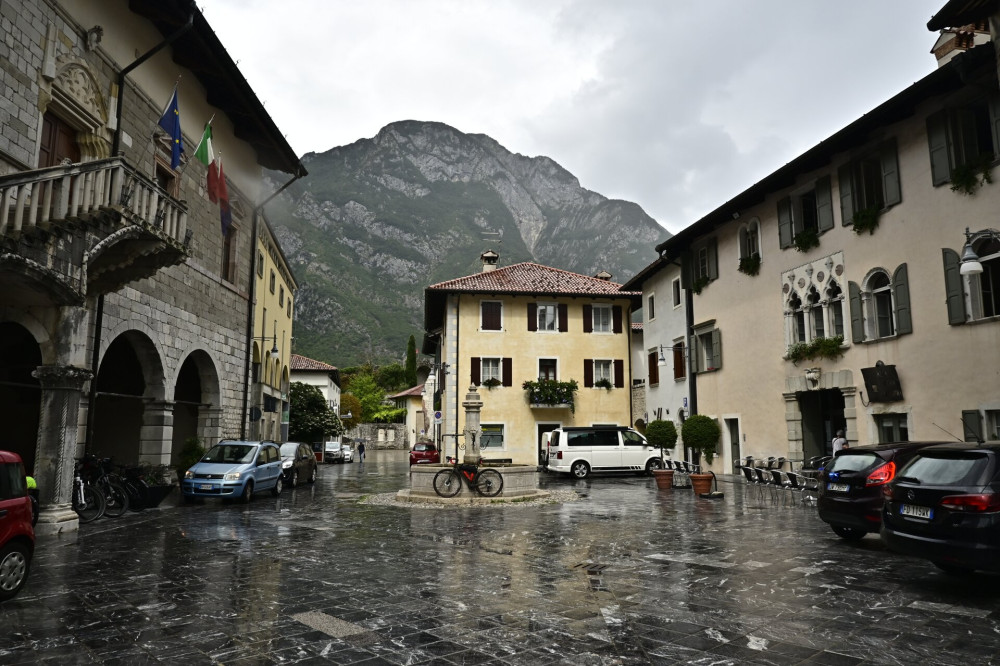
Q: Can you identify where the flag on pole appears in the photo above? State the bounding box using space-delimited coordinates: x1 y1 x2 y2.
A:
157 87 183 169
193 121 219 202
218 157 232 237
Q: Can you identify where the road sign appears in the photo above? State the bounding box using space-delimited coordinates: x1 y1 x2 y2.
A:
434 411 442 424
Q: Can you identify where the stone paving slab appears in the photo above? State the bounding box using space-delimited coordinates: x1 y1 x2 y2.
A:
2 451 1000 665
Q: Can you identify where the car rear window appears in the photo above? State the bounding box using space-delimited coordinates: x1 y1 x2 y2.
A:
828 452 880 473
415 444 434 452
899 453 991 486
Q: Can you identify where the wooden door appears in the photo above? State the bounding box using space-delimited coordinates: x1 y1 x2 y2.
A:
39 113 80 167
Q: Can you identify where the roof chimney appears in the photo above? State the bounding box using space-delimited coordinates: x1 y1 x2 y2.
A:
931 22 990 67
480 249 499 272
593 270 612 281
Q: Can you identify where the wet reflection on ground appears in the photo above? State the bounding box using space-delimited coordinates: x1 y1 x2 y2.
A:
3 451 1000 665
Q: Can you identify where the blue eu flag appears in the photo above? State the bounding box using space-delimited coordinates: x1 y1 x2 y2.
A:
158 88 183 169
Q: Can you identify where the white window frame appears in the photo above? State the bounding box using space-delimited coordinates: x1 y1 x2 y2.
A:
481 423 506 451
987 410 1000 440
696 246 710 281
739 217 762 262
967 239 1000 320
481 357 501 383
592 304 612 333
864 269 896 340
593 359 612 384
537 303 559 332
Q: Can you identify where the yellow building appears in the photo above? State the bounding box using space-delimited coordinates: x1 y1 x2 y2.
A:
423 253 641 465
251 219 297 441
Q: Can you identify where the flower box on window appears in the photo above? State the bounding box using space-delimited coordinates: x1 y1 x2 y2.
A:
522 379 579 412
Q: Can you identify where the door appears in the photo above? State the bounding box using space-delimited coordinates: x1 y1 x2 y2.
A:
726 418 740 470
590 429 622 469
39 113 80 167
798 389 845 458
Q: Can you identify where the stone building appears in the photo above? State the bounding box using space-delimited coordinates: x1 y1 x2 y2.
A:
0 0 305 532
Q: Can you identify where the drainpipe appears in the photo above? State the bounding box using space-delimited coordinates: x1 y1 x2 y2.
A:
241 169 305 439
685 282 698 462
86 11 195 451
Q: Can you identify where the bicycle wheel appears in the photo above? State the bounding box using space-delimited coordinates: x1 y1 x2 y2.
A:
100 480 130 518
74 484 105 523
433 469 462 498
121 477 149 512
476 469 503 497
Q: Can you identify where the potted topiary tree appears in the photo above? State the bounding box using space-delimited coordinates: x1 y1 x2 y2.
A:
645 419 678 490
681 414 721 495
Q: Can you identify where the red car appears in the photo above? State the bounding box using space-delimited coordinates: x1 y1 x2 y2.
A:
409 442 440 465
0 450 34 602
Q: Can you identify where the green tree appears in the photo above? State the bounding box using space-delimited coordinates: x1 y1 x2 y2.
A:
346 371 386 422
340 394 361 429
375 362 407 392
681 414 721 466
405 335 417 387
645 419 678 461
289 382 342 443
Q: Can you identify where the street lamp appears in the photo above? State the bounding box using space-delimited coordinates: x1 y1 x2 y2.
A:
254 323 280 360
959 227 1000 276
656 344 686 367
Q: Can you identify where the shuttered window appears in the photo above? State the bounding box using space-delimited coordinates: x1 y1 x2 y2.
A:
481 301 502 330
648 351 659 385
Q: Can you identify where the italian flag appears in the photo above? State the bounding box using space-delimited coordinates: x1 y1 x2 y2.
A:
193 121 219 203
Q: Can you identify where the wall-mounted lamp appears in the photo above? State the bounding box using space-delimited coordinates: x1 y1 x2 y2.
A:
656 344 686 367
254 323 280 360
960 226 1000 276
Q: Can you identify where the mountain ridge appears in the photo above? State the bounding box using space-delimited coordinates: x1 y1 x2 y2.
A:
265 120 668 366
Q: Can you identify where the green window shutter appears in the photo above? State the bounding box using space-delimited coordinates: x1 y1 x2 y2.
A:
893 263 912 335
707 238 719 280
582 304 593 333
990 94 1000 158
815 175 834 231
838 163 855 226
849 281 864 343
710 329 722 370
691 335 702 373
527 303 537 331
880 139 902 207
502 357 512 386
613 360 624 388
942 248 967 325
778 197 793 248
927 110 952 186
583 359 593 387
962 409 984 442
471 357 481 385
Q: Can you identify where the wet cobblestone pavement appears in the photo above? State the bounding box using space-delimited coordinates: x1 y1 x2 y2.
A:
3 451 1000 665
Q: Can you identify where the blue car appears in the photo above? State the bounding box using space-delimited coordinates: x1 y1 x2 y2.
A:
182 441 283 502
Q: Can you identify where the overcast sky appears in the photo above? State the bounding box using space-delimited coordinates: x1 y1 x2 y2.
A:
201 0 947 234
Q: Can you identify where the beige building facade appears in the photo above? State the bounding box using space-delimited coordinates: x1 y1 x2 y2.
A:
424 256 641 465
626 33 1000 474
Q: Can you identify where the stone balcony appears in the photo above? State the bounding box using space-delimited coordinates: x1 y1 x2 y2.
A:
0 156 190 306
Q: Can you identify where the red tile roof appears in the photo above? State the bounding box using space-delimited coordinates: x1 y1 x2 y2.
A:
427 262 639 297
632 322 643 331
390 384 425 399
290 354 338 371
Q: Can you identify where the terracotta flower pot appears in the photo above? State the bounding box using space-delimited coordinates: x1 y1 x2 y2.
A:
652 468 674 490
690 472 714 495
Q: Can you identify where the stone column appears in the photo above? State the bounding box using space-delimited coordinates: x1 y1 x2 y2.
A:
32 364 92 534
462 385 483 464
141 400 175 464
783 391 803 462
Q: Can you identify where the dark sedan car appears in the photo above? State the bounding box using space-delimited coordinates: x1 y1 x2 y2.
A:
817 441 945 540
409 442 440 465
882 441 1000 574
280 442 318 488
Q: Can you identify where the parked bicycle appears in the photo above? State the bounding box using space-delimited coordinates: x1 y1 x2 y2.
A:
115 465 152 512
433 459 503 498
79 454 130 518
72 459 105 523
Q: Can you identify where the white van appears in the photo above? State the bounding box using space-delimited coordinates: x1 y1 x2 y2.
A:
546 426 665 478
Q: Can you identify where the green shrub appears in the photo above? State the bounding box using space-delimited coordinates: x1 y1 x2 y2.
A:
176 436 205 477
681 414 721 466
645 420 678 459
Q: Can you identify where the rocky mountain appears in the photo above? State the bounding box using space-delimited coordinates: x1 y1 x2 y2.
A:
264 120 668 367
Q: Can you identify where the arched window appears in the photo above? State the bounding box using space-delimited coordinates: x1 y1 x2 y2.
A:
826 280 845 337
869 272 895 338
739 218 762 261
849 264 911 342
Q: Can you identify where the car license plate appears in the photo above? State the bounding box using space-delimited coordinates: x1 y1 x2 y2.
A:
900 504 933 520
826 483 849 492
198 484 212 490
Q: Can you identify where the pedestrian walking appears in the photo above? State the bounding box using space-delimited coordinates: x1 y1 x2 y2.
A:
358 440 366 462
832 429 849 454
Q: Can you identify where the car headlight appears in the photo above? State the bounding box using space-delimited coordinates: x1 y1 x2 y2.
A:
184 470 195 479
223 472 242 481
282 461 292 469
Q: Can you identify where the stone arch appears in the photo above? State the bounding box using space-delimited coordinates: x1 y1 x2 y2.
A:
90 329 166 464
170 347 223 464
0 307 54 364
0 322 43 472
